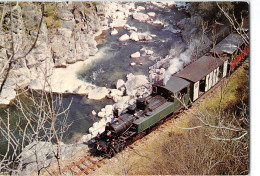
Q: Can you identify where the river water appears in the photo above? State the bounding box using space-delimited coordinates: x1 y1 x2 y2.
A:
78 2 187 87
0 2 188 150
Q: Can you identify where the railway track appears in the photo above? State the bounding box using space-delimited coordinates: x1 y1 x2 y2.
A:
50 154 105 175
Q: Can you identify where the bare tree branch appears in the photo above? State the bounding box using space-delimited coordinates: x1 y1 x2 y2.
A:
0 3 44 95
216 3 249 45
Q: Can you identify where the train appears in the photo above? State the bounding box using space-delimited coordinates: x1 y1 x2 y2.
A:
92 32 249 158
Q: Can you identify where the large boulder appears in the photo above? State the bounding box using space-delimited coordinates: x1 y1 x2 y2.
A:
111 29 119 35
138 33 153 41
116 79 125 89
133 12 149 22
0 76 17 105
110 18 127 28
119 34 130 41
21 142 54 165
19 141 85 175
88 87 109 100
145 50 154 55
131 52 141 59
130 32 139 41
0 87 16 105
148 12 156 17
125 73 150 97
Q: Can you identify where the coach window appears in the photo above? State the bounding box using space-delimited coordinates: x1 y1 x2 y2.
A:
199 77 206 93
219 64 223 79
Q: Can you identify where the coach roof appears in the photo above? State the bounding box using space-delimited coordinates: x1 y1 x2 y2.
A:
211 33 247 55
175 55 228 83
163 76 190 93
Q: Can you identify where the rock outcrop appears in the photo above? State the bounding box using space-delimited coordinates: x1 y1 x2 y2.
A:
19 141 86 175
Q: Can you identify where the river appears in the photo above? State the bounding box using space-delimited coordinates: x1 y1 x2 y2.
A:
0 2 188 151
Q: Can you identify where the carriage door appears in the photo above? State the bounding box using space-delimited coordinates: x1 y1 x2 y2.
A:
205 74 209 92
223 60 228 77
193 81 199 101
208 71 213 89
212 69 216 86
215 67 220 83
213 68 218 86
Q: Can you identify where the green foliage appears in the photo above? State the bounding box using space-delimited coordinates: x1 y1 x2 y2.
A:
18 2 27 7
44 15 61 29
1 11 11 32
91 1 99 7
10 1 17 6
54 18 61 28
2 24 9 32
44 17 52 29
43 3 61 29
44 2 57 17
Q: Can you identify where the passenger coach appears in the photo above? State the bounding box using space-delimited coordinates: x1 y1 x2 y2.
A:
174 55 229 101
211 32 249 71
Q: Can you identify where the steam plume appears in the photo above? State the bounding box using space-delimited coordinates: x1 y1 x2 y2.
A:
163 40 199 85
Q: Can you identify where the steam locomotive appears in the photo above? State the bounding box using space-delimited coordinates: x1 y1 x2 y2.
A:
93 32 249 158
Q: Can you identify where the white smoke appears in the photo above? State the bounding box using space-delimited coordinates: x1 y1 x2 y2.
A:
163 40 199 85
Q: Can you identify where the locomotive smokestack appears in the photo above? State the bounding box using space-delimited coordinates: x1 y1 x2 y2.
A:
136 98 146 110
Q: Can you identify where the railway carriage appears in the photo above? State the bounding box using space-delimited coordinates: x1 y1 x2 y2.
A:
211 32 249 72
174 55 229 101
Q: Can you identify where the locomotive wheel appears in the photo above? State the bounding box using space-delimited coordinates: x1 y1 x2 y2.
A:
104 150 114 159
115 144 120 153
120 142 126 152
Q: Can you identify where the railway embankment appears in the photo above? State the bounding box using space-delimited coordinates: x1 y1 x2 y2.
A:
88 59 249 175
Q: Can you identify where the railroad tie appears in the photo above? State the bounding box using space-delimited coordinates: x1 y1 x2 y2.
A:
69 168 77 175
84 171 89 175
82 161 89 167
76 164 85 171
89 158 96 164
77 167 91 175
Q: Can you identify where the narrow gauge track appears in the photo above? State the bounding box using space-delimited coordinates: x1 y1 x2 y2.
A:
50 154 106 175
50 76 225 175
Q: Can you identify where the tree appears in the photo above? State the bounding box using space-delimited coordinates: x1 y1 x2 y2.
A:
0 3 72 174
0 79 72 175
